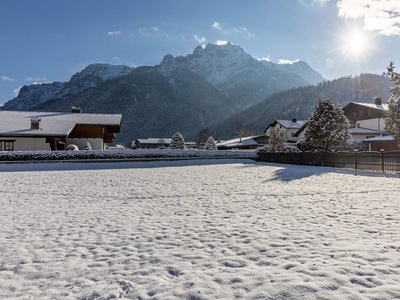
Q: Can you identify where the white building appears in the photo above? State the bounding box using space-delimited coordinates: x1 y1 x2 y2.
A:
264 119 308 143
0 110 122 151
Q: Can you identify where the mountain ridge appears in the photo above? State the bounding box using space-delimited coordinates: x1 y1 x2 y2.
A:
2 42 329 144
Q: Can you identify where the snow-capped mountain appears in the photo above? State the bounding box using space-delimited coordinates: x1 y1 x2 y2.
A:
156 42 323 108
261 59 324 86
158 43 324 87
157 43 267 87
2 64 132 111
2 42 327 143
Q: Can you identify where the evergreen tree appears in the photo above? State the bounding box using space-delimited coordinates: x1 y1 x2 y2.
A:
83 142 92 150
196 127 211 148
268 133 285 152
305 98 350 151
170 132 187 150
385 62 400 141
204 136 217 150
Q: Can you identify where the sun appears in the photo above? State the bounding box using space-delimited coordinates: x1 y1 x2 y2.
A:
343 31 368 57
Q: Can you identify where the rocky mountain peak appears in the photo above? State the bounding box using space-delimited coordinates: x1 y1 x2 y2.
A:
157 41 264 86
70 63 132 82
2 63 133 111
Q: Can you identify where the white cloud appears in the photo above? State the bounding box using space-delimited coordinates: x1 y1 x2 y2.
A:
13 86 22 97
337 0 400 36
313 0 330 5
1 75 14 81
278 59 300 64
139 27 167 38
215 40 228 46
257 55 272 62
212 22 223 30
139 27 149 37
325 58 335 69
194 35 206 43
113 57 120 62
233 26 254 37
107 30 121 36
26 76 48 82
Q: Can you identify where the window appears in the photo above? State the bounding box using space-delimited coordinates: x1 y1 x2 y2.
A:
4 141 14 151
0 142 2 151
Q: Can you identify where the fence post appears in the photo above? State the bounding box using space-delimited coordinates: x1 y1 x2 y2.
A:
332 150 335 168
380 149 385 173
354 149 358 170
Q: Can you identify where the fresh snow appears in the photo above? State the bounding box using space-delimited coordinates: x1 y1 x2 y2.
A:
1 160 400 299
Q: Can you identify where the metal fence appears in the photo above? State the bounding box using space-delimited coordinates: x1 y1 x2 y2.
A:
257 151 400 173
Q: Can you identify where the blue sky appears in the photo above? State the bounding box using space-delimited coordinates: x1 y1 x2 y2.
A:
1 0 400 104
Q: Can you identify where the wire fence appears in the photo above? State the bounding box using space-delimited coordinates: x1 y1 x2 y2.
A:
257 151 400 173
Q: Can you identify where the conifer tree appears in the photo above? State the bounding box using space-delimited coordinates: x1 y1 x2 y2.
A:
83 142 92 150
305 98 350 151
170 132 187 150
269 133 285 152
204 136 217 150
385 62 400 141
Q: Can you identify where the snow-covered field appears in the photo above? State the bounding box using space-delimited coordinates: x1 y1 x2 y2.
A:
1 159 400 299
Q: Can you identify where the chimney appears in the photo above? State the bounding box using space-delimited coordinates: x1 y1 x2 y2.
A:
374 97 382 105
31 118 41 130
292 118 297 123
71 106 82 113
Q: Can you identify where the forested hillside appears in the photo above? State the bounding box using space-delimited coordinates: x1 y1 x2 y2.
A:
33 67 234 144
211 74 391 139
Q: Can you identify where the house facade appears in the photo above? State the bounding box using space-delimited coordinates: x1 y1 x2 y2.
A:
133 138 172 149
0 110 122 151
264 119 308 143
342 97 400 151
342 97 388 140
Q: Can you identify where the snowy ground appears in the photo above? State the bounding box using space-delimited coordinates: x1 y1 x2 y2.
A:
1 159 400 300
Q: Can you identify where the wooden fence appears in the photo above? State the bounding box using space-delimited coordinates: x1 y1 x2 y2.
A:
257 151 400 173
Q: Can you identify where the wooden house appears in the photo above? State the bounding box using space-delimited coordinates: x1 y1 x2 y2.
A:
0 109 122 151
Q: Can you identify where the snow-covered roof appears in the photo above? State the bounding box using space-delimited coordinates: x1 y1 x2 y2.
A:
0 111 122 137
364 135 395 142
347 102 388 111
216 136 258 148
265 119 308 132
136 138 172 144
276 119 308 129
349 127 384 135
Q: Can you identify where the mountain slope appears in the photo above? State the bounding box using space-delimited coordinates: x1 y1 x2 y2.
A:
261 60 325 85
2 64 132 111
211 74 392 139
156 43 321 109
3 42 327 144
33 67 234 143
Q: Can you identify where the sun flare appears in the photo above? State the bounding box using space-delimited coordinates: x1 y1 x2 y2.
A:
344 31 367 56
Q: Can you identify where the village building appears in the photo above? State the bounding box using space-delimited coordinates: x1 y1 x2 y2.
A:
264 119 308 143
0 109 122 151
133 138 197 149
133 138 172 149
342 97 400 151
342 97 388 140
216 135 268 150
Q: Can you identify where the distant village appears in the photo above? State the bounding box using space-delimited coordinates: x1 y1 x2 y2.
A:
0 97 396 153
132 96 395 152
